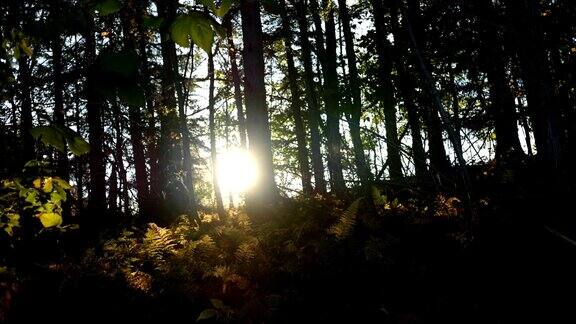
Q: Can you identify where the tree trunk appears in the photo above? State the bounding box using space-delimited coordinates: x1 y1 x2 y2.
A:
224 14 248 149
50 2 68 179
136 1 161 205
278 0 313 194
310 0 346 195
121 0 150 216
294 0 327 194
155 0 187 220
506 0 562 168
208 49 226 217
403 0 451 178
176 45 199 220
339 0 374 188
84 12 107 213
475 0 523 160
240 0 278 211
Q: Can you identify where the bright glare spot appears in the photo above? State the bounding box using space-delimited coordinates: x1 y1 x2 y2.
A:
217 149 259 199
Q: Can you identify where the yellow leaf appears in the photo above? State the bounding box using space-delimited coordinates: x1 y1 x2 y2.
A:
42 177 53 193
33 178 42 189
7 213 20 227
38 212 62 228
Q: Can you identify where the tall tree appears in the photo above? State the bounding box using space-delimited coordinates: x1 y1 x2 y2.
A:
370 0 403 183
310 0 346 195
120 0 150 215
155 0 187 220
224 13 248 149
473 0 523 160
294 0 327 194
278 0 313 194
403 0 451 178
208 48 226 217
338 0 373 188
506 0 563 168
83 8 107 214
49 0 68 179
240 0 277 209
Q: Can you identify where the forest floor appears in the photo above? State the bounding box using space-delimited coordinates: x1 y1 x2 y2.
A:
2 162 576 323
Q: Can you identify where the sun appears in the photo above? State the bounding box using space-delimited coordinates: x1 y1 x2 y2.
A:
217 149 259 198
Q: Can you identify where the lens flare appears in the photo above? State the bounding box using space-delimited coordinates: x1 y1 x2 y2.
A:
217 149 259 196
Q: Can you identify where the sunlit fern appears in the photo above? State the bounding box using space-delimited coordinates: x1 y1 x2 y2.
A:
328 197 363 240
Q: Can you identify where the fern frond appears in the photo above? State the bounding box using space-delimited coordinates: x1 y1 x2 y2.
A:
329 197 363 240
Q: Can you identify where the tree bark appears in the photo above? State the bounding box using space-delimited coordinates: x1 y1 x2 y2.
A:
155 0 187 220
475 0 523 160
506 0 562 168
50 1 68 179
278 0 313 194
84 12 107 213
339 0 374 188
208 49 226 217
310 0 346 195
240 0 278 211
224 14 248 149
121 0 150 216
294 0 327 194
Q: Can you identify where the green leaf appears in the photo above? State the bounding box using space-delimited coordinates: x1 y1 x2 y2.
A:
67 134 91 156
58 125 91 156
170 13 214 52
94 0 122 16
23 160 51 169
196 308 217 321
171 15 193 47
197 0 232 16
38 212 62 228
25 190 38 205
189 13 214 53
30 125 90 156
214 0 232 17
52 177 72 190
118 83 146 107
100 49 139 78
50 191 64 205
7 213 20 227
42 177 53 193
210 299 225 310
142 15 164 30
30 126 66 152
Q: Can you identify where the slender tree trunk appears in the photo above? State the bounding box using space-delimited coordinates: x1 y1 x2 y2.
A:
224 14 248 149
17 56 35 164
507 0 562 168
371 0 403 183
108 164 119 212
13 1 35 164
208 49 226 217
310 0 346 195
240 0 278 210
278 0 313 194
111 100 125 214
176 45 199 219
475 0 523 160
120 0 150 216
389 2 426 180
50 4 68 178
403 0 451 178
73 80 85 212
295 0 327 194
84 12 107 213
155 0 187 220
136 1 161 204
339 0 374 188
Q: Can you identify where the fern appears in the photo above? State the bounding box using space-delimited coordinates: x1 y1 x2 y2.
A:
329 197 363 240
